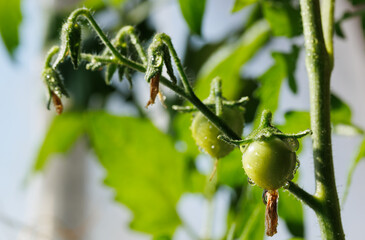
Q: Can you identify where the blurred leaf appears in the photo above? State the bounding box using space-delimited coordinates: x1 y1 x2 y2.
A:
262 1 302 37
153 235 172 240
178 0 206 35
218 149 246 187
334 21 345 38
335 9 365 38
331 93 363 135
349 0 365 5
277 111 310 153
184 39 226 77
87 112 186 236
173 113 199 157
240 206 265 240
238 79 260 124
107 0 126 7
0 0 22 56
171 114 206 193
278 111 311 132
284 46 300 93
34 113 85 171
81 0 105 9
245 3 264 29
195 20 270 100
254 46 300 126
362 14 365 37
343 137 365 203
228 187 265 240
278 189 304 237
331 94 352 125
232 0 258 12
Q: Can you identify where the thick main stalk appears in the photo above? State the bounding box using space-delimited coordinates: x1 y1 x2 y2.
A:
300 0 345 238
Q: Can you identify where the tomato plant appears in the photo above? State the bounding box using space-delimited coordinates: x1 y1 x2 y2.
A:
2 0 359 239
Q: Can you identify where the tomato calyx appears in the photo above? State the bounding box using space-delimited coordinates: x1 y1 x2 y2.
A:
219 109 311 150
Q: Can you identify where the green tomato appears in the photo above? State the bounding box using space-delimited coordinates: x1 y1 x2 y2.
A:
241 137 297 190
191 107 244 159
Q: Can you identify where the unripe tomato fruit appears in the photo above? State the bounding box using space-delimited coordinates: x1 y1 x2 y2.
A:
241 137 297 190
191 107 244 159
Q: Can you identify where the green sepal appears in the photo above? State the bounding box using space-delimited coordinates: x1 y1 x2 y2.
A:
105 64 117 85
68 23 82 69
162 44 177 84
42 67 69 108
53 19 82 68
145 39 164 83
42 68 69 97
219 110 311 149
250 110 311 142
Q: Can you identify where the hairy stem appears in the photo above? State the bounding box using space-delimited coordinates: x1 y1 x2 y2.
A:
300 0 345 239
287 181 321 211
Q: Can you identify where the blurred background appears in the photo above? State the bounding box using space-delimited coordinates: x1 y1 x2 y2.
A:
1 0 365 239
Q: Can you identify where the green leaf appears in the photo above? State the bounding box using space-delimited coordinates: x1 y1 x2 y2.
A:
229 187 265 240
34 113 85 171
172 113 199 157
87 112 186 236
108 0 127 7
278 189 304 237
232 0 258 12
218 149 246 188
254 46 300 126
343 137 365 203
331 94 363 135
349 0 365 5
195 20 270 100
81 0 105 9
240 205 265 240
284 46 300 93
178 0 206 35
277 111 310 154
335 9 365 38
261 1 302 37
278 111 311 133
331 94 352 125
0 0 22 56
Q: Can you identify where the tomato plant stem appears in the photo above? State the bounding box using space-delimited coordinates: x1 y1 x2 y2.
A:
287 181 321 211
300 0 345 238
65 9 240 140
321 0 335 69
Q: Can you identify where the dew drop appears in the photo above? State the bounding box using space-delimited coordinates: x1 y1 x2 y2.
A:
211 145 215 149
284 138 299 152
283 182 290 189
248 177 255 185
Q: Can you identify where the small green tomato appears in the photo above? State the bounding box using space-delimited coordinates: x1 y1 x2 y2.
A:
191 107 244 159
241 137 297 190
